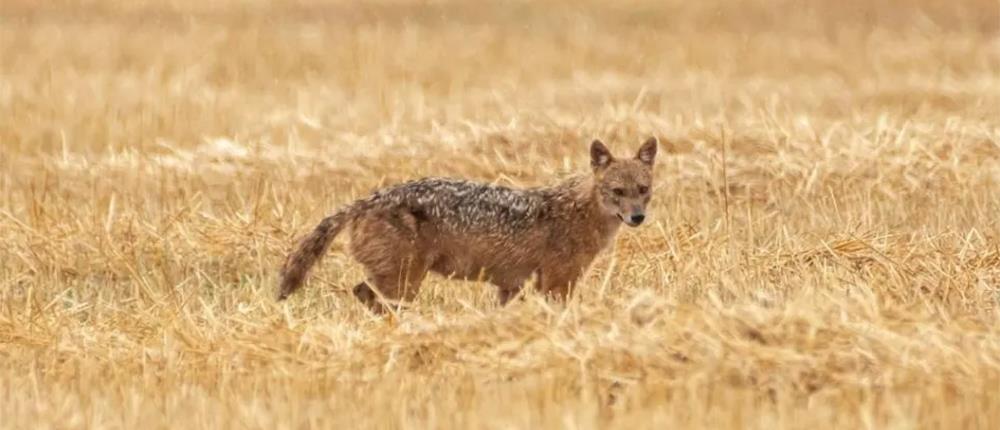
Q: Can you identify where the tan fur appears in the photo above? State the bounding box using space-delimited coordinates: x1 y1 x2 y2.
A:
278 137 658 312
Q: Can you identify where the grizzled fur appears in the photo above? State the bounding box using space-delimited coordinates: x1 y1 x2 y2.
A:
278 137 658 312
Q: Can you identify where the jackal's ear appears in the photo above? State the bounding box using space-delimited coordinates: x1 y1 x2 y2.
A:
591 139 613 171
636 137 658 166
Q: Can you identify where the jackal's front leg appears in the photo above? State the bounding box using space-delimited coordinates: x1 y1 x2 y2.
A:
538 266 581 302
495 281 524 306
488 272 528 306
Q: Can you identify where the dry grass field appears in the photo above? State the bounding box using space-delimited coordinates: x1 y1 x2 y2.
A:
2 0 1000 428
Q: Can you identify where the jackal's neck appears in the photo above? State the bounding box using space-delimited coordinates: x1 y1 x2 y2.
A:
549 175 619 227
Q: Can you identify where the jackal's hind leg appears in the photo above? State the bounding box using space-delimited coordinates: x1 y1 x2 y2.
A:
349 211 429 314
362 259 428 314
352 278 418 314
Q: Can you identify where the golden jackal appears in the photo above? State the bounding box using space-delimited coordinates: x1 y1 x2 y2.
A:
278 137 658 311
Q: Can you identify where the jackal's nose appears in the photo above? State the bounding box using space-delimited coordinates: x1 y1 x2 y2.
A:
629 214 645 225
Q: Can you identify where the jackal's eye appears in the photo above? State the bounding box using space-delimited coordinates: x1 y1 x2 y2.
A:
638 185 649 194
612 188 625 197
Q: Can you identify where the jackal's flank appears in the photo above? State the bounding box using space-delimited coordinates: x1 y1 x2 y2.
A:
278 138 658 310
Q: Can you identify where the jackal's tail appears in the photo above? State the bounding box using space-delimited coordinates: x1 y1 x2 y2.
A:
277 207 354 300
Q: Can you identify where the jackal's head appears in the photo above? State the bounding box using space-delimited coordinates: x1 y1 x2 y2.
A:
590 137 658 227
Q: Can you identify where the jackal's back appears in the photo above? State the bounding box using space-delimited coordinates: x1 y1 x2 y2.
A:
366 177 548 234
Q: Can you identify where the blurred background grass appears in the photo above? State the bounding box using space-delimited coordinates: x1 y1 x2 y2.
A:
1 1 1000 428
